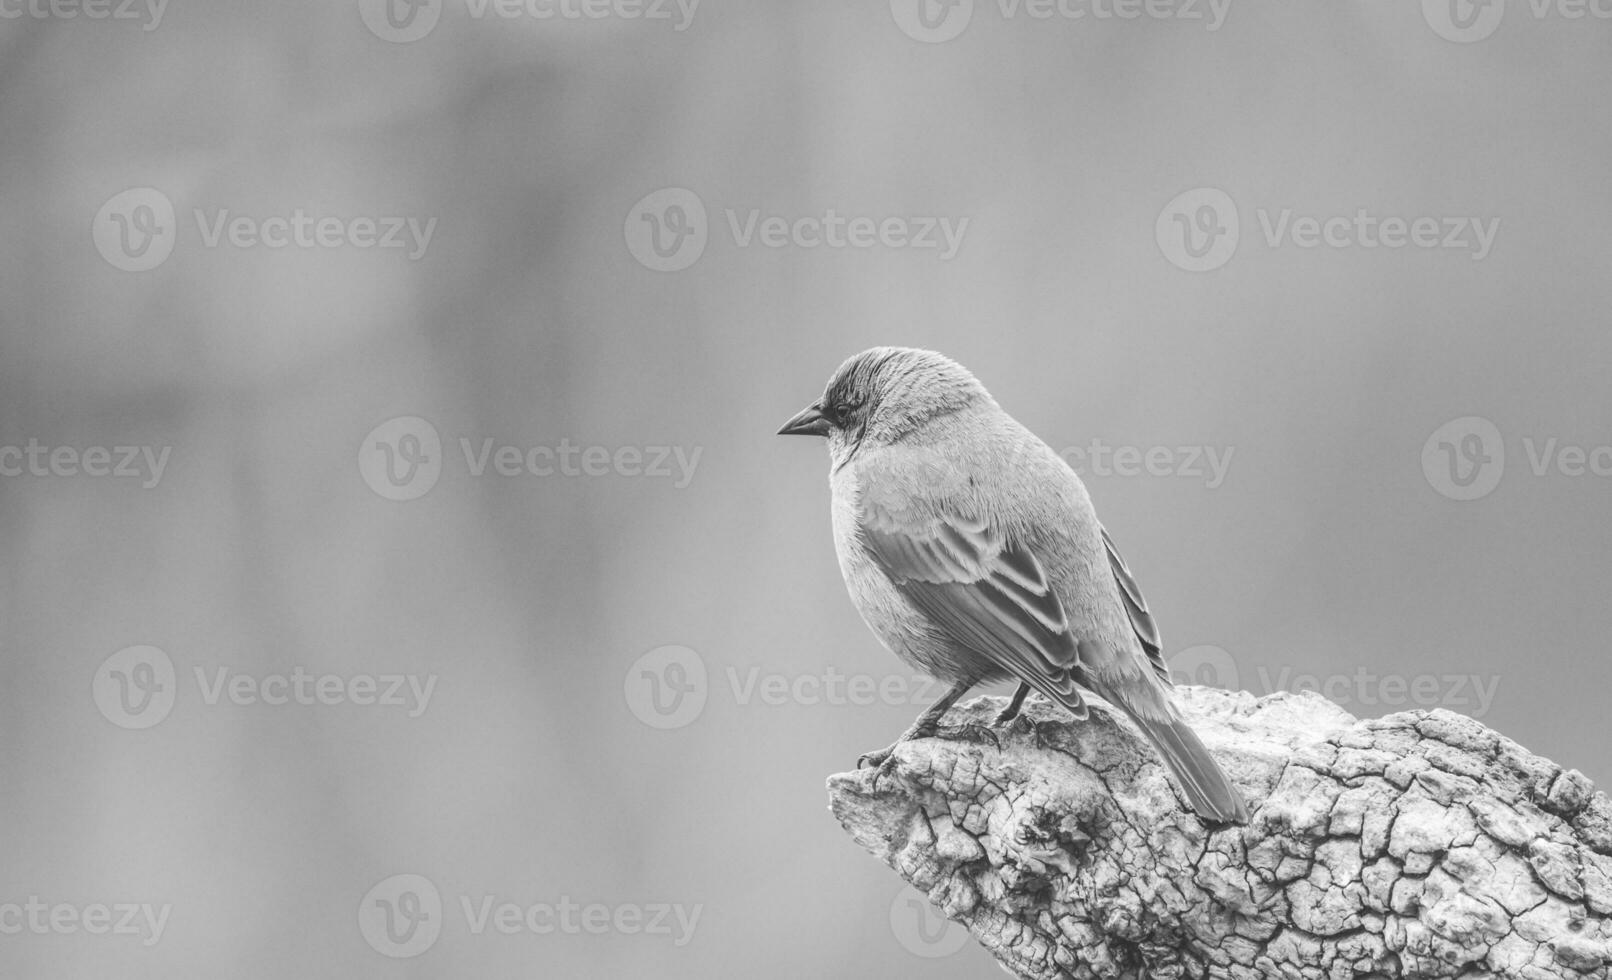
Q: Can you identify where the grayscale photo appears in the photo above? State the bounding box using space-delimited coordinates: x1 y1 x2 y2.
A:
5 1 1612 977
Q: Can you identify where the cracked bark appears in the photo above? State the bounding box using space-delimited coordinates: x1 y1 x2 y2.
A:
828 688 1612 979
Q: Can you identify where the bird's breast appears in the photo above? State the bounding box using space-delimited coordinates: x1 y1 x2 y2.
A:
829 465 983 683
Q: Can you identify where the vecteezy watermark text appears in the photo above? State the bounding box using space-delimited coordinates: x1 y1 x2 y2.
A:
623 645 940 729
1156 187 1500 272
357 417 702 501
192 209 436 259
1057 440 1233 488
0 899 170 946
459 895 700 945
0 0 167 29
459 438 699 486
624 188 969 272
889 0 1232 44
1169 645 1501 717
358 875 701 958
193 666 435 716
359 0 701 43
1254 665 1500 717
0 440 170 488
93 645 437 730
93 188 438 272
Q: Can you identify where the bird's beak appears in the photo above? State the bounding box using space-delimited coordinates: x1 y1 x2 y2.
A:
777 402 831 437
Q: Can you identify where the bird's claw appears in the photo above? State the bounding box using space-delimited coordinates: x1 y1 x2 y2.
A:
858 719 1001 772
991 713 1035 741
990 706 1026 729
856 745 900 777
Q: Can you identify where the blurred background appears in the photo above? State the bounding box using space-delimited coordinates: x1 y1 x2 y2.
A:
2 0 1611 976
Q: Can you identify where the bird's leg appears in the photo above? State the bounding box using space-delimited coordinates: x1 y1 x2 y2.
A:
858 679 974 770
991 682 1031 728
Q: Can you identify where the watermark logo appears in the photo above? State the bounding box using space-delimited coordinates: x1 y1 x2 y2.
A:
359 417 443 502
1422 416 1612 500
359 0 442 41
625 645 707 729
1425 0 1612 42
624 187 710 272
889 885 968 957
1422 416 1504 501
360 874 443 958
93 645 177 730
1423 0 1506 42
890 0 974 42
93 188 177 273
1156 187 1239 272
1168 643 1241 690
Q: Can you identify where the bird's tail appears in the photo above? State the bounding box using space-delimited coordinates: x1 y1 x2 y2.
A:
1121 707 1249 824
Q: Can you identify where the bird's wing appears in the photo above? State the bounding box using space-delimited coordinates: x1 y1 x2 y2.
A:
858 500 1087 718
1100 526 1171 685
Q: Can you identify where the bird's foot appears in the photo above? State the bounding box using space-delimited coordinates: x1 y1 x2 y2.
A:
856 719 943 773
856 744 892 770
990 685 1032 729
989 705 1024 729
856 744 903 779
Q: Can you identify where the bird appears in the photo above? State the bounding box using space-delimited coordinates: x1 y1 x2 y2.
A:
777 347 1248 824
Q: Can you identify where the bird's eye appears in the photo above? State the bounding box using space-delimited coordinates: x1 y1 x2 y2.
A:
831 401 856 424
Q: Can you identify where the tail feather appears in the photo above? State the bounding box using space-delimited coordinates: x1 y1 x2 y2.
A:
1125 710 1249 824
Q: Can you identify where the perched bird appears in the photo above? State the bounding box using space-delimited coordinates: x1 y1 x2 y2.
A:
778 347 1248 823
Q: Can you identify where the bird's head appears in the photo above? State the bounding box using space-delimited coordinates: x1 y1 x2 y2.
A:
777 347 992 467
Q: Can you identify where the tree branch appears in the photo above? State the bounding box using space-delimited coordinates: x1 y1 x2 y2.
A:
827 688 1612 979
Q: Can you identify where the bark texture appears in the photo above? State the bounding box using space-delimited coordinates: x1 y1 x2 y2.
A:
827 688 1612 979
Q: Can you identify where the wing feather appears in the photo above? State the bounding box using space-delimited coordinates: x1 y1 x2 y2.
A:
1101 526 1170 685
859 503 1087 717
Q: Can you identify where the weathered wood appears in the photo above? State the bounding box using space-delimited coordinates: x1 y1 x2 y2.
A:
828 688 1612 979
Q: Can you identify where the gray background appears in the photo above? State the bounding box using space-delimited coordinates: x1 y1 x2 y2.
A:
3 0 1610 976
